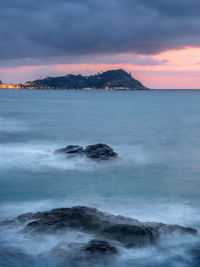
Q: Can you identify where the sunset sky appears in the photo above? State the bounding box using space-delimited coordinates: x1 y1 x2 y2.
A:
1 0 200 89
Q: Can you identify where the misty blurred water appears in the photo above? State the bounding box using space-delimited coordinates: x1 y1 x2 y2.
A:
1 89 200 266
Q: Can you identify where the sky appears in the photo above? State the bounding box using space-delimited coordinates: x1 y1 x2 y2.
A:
1 0 200 89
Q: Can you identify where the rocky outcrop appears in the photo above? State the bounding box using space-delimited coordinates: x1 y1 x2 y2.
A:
2 206 197 249
54 143 118 160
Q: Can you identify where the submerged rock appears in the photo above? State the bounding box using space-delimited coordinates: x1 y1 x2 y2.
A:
53 239 117 261
54 145 84 155
2 206 197 249
82 239 117 257
54 143 118 160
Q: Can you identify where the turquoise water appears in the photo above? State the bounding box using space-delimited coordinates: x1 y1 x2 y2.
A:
1 89 200 266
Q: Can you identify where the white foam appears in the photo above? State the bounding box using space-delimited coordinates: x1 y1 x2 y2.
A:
0 198 199 267
0 142 97 171
114 144 158 166
0 142 156 172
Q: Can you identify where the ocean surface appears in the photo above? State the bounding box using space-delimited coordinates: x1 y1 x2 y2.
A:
0 89 200 266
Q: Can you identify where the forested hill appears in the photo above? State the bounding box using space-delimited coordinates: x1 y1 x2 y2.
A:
23 69 148 90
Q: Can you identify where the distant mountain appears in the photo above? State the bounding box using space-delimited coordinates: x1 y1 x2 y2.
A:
23 69 148 90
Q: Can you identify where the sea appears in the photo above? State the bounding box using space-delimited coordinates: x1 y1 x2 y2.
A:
0 89 200 267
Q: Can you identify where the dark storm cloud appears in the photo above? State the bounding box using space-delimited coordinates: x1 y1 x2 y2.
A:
0 0 200 63
0 53 168 67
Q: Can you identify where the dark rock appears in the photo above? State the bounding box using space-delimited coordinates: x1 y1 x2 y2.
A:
54 143 118 160
84 143 118 160
82 239 117 257
52 239 117 261
54 145 83 155
3 206 197 249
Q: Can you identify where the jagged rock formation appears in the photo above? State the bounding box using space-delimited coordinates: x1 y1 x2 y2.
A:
1 206 197 250
23 69 148 90
54 143 118 160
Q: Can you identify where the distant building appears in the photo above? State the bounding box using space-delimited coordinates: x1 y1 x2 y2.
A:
0 83 20 89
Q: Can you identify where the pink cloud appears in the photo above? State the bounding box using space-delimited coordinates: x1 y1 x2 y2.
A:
1 47 200 89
